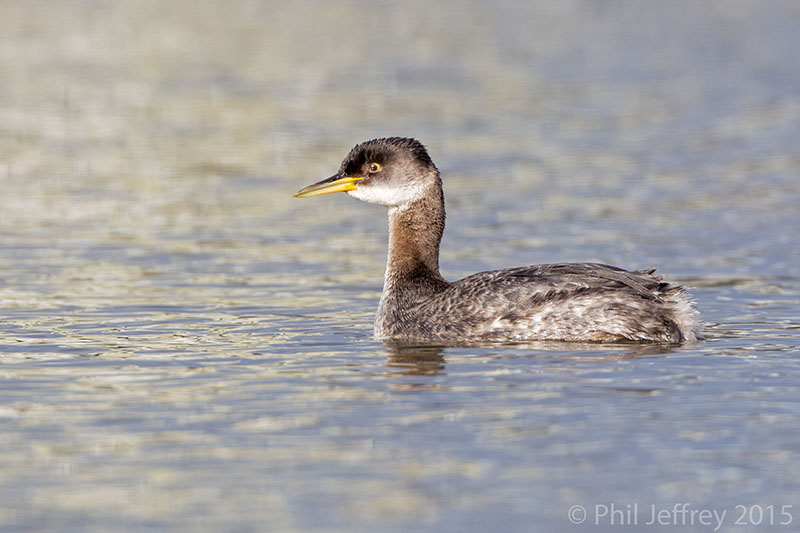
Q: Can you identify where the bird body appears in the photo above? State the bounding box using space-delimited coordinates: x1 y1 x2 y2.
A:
376 262 699 343
295 137 702 344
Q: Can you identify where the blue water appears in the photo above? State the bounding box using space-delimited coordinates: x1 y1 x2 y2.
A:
1 1 799 531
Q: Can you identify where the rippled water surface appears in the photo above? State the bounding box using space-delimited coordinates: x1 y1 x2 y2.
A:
1 1 799 531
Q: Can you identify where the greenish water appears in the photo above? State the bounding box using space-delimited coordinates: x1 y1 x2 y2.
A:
1 1 799 531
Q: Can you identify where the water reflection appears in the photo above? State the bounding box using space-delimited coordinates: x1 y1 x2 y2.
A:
384 343 446 375
383 338 681 376
482 340 682 358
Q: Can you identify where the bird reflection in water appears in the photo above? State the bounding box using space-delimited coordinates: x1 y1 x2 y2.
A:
385 343 446 375
383 340 679 377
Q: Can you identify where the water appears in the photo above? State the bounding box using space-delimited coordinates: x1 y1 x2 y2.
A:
1 1 799 531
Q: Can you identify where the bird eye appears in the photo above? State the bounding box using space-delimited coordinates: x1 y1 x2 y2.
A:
368 163 382 173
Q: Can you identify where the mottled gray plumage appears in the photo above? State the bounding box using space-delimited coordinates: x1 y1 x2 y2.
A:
296 137 703 344
377 262 700 343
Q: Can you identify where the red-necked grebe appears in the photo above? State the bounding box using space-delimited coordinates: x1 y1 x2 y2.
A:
294 137 702 343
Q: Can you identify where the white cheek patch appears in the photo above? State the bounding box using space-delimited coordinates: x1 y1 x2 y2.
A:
348 181 426 208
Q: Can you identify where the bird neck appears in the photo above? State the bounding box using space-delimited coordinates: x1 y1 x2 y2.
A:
384 186 448 293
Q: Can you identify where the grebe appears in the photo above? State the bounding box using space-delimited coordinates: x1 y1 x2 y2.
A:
294 137 702 343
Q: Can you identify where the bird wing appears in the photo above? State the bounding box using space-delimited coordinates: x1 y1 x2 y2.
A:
413 262 670 328
499 263 666 301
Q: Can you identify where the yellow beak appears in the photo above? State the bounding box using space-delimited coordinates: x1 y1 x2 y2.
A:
293 175 364 198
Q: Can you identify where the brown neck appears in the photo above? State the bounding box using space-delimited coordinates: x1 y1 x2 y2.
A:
384 185 448 294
